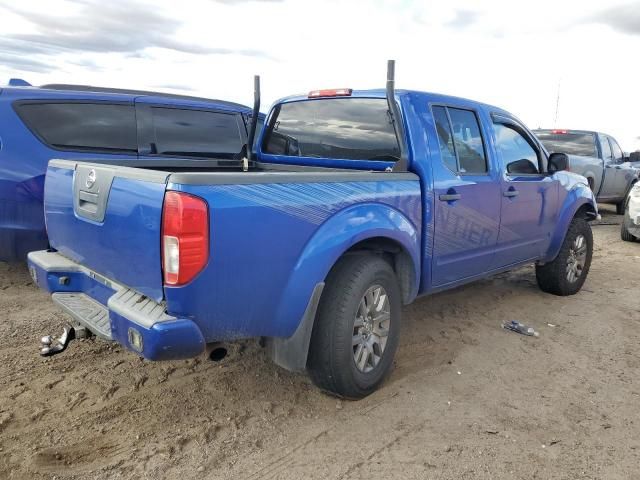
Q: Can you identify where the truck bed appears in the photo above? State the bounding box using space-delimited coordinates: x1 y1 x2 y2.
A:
41 159 422 348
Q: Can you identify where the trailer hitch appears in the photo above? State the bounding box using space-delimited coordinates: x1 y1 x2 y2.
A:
40 325 77 357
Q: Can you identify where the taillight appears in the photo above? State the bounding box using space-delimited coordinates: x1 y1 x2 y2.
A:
308 88 352 98
161 191 209 286
552 129 568 134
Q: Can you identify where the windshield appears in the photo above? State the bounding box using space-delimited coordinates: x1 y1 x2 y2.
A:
535 131 597 157
262 98 400 161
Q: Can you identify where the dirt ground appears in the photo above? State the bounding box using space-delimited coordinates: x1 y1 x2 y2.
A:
1 204 639 480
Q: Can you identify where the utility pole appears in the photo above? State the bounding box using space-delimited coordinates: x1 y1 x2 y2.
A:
553 78 561 127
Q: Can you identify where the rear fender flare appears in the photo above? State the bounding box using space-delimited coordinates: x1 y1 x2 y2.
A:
268 203 420 371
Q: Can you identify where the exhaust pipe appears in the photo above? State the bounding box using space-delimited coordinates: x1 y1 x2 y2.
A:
206 343 228 362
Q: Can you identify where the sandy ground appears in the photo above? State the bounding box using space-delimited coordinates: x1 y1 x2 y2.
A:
1 204 639 480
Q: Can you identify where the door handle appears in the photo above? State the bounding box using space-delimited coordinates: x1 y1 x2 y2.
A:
503 189 519 198
439 193 461 201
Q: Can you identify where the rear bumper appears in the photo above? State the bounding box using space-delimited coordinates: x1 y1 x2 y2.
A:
27 250 205 360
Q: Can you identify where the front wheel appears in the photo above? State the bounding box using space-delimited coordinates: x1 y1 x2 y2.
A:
307 255 402 399
621 215 637 242
536 217 593 296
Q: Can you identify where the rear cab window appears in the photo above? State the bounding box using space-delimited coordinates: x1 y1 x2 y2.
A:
15 102 137 153
261 98 400 162
535 131 597 157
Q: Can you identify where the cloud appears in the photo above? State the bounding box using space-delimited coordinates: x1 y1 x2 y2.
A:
0 0 271 58
152 83 196 92
0 54 52 73
446 9 481 29
588 2 640 35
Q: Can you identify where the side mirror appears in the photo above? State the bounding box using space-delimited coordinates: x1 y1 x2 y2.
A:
507 159 539 174
548 152 569 173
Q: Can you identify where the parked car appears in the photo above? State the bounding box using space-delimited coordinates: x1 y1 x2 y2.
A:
621 182 640 241
28 63 597 398
0 80 263 261
533 129 638 214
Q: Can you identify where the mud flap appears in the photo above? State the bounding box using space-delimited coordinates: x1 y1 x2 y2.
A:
266 283 324 372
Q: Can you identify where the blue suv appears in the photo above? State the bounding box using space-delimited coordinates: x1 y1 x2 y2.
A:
0 80 262 261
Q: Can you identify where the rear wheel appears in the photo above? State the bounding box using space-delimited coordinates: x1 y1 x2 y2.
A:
536 217 593 296
307 255 401 399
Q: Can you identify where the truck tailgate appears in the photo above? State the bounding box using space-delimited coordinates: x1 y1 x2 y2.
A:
44 160 169 301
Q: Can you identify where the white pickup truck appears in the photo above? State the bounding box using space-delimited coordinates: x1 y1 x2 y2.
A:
535 129 638 214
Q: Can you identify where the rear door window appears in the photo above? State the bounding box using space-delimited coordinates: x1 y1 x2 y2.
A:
15 102 137 153
610 138 624 163
448 108 488 174
600 135 613 162
150 107 244 159
262 98 400 161
432 106 458 173
431 105 488 175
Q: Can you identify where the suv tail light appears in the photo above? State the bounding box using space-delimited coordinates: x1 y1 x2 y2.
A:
162 191 209 286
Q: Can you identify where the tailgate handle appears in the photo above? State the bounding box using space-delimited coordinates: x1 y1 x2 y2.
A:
78 190 99 213
73 165 115 222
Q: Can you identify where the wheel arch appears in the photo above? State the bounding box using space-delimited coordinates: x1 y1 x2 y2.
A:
266 203 421 372
542 188 597 264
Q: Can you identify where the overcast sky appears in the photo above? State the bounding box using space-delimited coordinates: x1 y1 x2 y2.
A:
1 0 639 150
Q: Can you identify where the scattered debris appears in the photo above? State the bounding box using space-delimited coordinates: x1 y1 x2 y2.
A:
547 323 557 328
502 320 539 337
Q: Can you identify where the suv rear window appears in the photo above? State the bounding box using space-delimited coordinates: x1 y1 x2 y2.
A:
262 98 400 161
150 107 244 159
535 131 597 157
16 102 137 153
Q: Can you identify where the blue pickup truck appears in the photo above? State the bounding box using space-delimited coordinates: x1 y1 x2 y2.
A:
28 63 597 398
0 80 262 261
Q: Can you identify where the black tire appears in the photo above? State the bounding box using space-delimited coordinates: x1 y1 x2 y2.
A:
536 217 593 296
616 201 626 215
621 215 636 242
307 254 401 399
